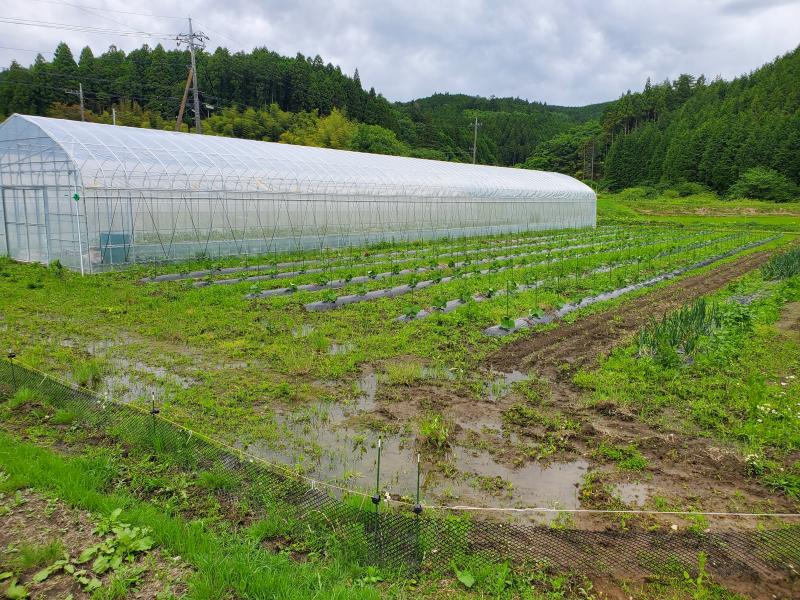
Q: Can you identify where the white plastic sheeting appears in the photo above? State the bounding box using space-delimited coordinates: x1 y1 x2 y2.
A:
0 114 596 272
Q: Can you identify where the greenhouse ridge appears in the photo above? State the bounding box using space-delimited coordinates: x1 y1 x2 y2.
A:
0 114 596 272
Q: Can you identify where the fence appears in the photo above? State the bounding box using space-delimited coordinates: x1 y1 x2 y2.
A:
1 357 799 588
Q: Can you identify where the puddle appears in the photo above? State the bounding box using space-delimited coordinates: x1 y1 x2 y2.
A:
484 370 529 401
238 365 586 515
102 373 163 404
329 342 355 355
614 482 649 507
292 324 315 337
442 448 588 513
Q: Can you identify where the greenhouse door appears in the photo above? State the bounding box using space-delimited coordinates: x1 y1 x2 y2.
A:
2 188 50 264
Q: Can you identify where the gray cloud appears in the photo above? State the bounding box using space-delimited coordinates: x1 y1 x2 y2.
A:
2 0 799 106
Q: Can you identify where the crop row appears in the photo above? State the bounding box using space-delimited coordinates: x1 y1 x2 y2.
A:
192 228 634 288
299 230 735 312
140 226 624 284
246 227 683 300
397 231 744 322
484 235 776 335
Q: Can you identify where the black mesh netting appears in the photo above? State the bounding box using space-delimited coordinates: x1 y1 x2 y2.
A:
1 359 798 585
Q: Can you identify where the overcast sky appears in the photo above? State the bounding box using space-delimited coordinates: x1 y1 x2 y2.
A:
2 0 799 106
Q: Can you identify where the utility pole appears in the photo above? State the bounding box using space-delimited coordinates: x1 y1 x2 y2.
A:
471 115 481 164
177 18 208 134
65 83 85 121
175 67 193 131
112 107 116 125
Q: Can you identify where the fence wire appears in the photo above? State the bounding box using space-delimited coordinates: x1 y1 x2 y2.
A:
1 358 798 586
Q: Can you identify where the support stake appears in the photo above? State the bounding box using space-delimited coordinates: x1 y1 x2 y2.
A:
8 351 16 387
371 437 382 513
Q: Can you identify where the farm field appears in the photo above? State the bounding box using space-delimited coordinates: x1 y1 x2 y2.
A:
2 201 800 598
600 190 800 231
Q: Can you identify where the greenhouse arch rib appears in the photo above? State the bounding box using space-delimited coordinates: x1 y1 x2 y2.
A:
0 114 596 271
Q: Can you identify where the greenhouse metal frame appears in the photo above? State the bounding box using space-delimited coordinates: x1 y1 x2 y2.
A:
0 114 596 273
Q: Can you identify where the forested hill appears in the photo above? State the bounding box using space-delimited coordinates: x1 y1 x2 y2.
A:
0 41 798 200
0 42 603 165
393 94 608 165
601 45 800 195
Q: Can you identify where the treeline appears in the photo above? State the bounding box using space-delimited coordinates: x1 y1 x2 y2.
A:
0 42 398 131
1 40 799 201
0 42 603 165
602 47 800 197
514 46 800 201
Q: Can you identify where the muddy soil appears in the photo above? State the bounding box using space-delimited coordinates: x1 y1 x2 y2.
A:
0 490 189 599
368 248 800 597
484 250 800 512
487 250 774 373
373 250 799 512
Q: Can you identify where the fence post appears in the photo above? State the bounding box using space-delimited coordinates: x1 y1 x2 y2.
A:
150 391 160 451
371 437 383 565
413 453 423 568
7 351 16 387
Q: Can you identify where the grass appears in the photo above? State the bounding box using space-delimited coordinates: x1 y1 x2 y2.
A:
4 387 37 411
595 442 649 472
1 200 795 596
0 430 384 600
6 540 65 571
599 190 800 231
576 271 800 493
72 359 105 389
0 430 606 599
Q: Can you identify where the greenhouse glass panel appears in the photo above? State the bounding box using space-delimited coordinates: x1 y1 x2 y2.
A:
0 114 596 273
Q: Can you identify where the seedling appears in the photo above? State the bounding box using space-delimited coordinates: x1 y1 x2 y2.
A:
403 304 421 319
500 316 516 331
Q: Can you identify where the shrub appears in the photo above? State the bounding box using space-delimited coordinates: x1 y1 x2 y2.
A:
673 181 708 197
728 167 799 203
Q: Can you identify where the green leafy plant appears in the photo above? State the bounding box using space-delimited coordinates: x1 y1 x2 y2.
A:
418 413 450 450
499 316 516 331
452 564 475 589
321 290 338 304
403 304 420 319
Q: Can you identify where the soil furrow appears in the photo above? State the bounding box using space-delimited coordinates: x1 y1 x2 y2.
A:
486 249 774 375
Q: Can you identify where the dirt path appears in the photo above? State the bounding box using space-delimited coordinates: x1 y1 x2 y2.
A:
487 249 774 374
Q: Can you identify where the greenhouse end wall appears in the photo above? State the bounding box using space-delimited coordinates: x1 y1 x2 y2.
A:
0 115 596 273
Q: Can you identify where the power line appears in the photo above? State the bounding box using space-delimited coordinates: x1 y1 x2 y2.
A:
48 0 167 45
0 46 55 54
28 0 184 20
0 17 175 39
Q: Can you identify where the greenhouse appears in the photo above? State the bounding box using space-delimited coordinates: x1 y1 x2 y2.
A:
0 114 596 273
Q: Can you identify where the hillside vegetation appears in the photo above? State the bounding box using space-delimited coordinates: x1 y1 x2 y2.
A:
1 41 798 201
